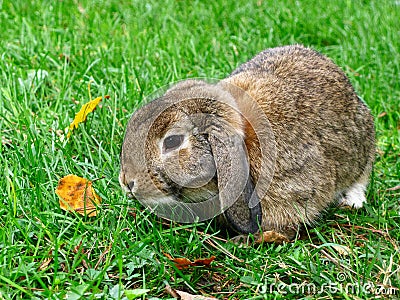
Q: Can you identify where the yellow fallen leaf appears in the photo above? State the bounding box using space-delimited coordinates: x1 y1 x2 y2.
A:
67 95 109 138
55 174 101 217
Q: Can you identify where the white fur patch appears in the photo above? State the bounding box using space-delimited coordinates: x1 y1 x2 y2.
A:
339 183 367 208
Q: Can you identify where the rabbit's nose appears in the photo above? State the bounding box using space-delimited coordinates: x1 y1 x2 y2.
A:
127 180 135 192
119 172 135 194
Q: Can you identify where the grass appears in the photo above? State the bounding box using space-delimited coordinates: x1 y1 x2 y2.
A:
0 0 399 299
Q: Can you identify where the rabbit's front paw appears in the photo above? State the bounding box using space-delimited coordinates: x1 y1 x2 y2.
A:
231 230 291 245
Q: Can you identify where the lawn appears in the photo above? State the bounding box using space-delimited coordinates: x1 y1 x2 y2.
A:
0 0 399 299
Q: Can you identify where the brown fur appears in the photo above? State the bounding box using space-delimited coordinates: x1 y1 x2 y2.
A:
120 45 375 239
222 45 375 235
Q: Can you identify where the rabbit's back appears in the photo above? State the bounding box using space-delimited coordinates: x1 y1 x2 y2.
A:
223 45 375 232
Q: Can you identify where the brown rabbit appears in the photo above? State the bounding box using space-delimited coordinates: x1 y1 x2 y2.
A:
119 45 375 241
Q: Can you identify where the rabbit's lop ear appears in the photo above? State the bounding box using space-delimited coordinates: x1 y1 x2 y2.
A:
207 122 262 234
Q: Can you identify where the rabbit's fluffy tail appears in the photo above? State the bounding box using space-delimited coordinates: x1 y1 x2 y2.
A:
338 182 368 208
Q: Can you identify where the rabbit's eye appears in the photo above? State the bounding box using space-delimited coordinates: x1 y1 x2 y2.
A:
163 134 184 152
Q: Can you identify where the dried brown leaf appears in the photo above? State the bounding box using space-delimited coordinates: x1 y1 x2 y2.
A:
172 257 193 270
176 290 217 300
164 253 216 270
38 257 53 271
331 244 351 256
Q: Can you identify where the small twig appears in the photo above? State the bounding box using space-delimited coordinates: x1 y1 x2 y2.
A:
160 220 243 262
92 175 106 183
338 223 399 251
94 242 113 269
160 220 228 242
386 184 400 191
204 238 243 263
339 223 389 235
309 244 360 278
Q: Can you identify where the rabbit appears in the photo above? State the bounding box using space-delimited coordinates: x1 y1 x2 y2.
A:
119 45 375 241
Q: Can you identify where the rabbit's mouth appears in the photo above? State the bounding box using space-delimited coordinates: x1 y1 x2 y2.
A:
137 195 177 206
135 179 218 206
177 178 219 204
